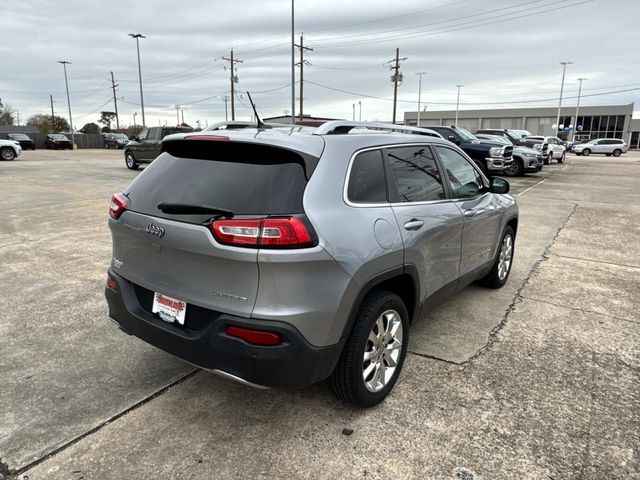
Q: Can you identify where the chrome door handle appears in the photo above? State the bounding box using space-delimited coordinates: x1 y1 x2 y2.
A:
464 209 476 217
404 219 424 231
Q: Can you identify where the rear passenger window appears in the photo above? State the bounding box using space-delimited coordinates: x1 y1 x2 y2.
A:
347 150 387 203
386 146 445 202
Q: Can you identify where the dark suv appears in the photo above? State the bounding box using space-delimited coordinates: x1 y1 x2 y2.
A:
104 133 130 149
422 125 513 174
105 121 518 407
123 126 194 169
45 134 72 150
7 133 36 150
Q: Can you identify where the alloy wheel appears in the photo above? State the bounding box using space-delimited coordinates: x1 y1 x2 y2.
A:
362 309 403 393
498 234 513 281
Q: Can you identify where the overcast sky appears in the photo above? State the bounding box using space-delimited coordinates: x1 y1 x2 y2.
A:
2 0 639 128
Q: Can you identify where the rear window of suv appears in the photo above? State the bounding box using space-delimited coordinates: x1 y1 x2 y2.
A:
125 141 310 224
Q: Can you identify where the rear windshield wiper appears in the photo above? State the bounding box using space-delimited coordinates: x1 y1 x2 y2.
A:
157 202 234 217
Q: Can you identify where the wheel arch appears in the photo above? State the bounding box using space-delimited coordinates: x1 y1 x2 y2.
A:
506 216 518 237
341 266 420 343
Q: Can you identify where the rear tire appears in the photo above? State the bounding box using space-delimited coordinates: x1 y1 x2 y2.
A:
125 151 139 170
330 289 409 407
582 148 591 156
479 226 515 289
612 149 622 157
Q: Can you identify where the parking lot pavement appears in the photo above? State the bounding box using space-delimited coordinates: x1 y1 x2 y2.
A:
2 150 639 479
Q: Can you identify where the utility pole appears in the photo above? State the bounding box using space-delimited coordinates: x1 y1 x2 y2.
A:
16 110 20 125
50 94 55 124
291 0 295 124
455 85 464 127
175 105 180 124
387 48 407 124
295 34 313 121
415 72 427 126
110 71 120 130
58 60 74 147
222 50 242 120
181 108 184 125
572 77 587 142
129 34 146 126
358 101 362 121
222 96 229 121
352 103 355 121
555 61 573 137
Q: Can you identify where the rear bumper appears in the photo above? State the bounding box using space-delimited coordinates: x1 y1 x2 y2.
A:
105 269 342 388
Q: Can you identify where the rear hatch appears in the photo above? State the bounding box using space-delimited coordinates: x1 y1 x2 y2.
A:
109 137 318 317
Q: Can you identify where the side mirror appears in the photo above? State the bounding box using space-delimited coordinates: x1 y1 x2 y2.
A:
490 177 510 194
447 135 460 145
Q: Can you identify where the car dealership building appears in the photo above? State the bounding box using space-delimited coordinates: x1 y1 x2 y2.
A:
404 103 640 147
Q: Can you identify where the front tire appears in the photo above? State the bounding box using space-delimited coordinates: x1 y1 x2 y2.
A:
331 289 409 407
1 147 16 161
558 152 565 163
125 151 139 170
479 226 515 289
507 158 524 176
582 148 591 156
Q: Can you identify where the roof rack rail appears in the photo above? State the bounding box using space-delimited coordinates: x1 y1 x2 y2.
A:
313 121 442 138
204 120 299 131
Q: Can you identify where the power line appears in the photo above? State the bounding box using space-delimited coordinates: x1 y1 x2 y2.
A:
305 80 640 106
311 0 593 48
310 0 552 44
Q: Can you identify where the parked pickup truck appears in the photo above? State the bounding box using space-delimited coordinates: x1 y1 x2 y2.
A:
522 136 566 164
423 125 513 174
476 128 529 147
124 125 194 169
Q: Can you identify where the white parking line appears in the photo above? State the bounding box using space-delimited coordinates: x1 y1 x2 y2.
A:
517 179 547 197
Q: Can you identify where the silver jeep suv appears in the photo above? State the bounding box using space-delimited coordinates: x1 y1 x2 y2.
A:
105 121 518 407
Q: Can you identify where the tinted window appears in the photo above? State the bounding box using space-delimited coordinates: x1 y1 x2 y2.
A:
126 142 309 224
162 127 194 138
386 146 445 202
137 128 149 141
436 147 484 199
347 150 387 203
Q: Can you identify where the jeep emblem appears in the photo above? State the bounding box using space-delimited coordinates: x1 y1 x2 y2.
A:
146 222 165 238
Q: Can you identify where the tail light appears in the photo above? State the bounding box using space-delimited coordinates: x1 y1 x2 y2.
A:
225 326 283 346
211 217 313 248
109 193 128 219
106 274 117 291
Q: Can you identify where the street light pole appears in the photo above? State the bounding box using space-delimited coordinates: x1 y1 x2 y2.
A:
133 112 137 127
572 77 586 142
455 85 463 127
57 60 74 147
291 0 295 125
555 61 573 137
358 101 362 121
129 33 146 127
415 72 427 126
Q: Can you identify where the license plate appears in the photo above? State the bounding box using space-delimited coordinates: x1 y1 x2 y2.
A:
152 292 187 325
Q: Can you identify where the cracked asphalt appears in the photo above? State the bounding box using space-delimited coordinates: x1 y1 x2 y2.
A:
1 149 639 479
